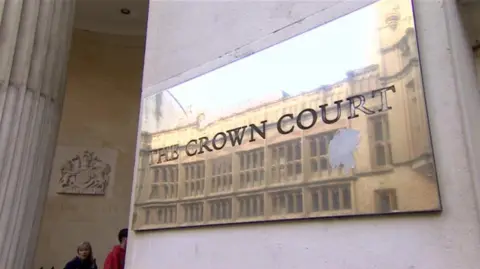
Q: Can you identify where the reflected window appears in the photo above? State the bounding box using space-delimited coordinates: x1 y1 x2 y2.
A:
369 115 392 167
375 189 397 213
132 212 138 226
270 139 302 184
239 194 264 218
157 206 177 224
183 202 204 223
308 131 336 174
150 185 159 199
311 184 352 212
210 198 232 221
211 156 233 193
271 189 303 215
239 148 265 189
406 79 425 156
184 161 205 197
149 165 178 199
145 209 151 224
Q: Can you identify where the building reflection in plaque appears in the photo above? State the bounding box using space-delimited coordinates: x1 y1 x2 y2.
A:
132 0 441 231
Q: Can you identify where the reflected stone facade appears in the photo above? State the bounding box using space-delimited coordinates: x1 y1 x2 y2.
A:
132 0 440 230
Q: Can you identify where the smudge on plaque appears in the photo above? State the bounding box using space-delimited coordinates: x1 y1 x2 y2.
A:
328 128 361 174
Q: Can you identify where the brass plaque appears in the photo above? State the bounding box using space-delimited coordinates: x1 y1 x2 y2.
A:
132 0 441 231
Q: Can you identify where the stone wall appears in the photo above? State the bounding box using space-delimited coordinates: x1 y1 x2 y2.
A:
33 29 144 269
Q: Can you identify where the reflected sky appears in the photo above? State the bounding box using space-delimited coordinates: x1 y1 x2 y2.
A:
143 3 379 133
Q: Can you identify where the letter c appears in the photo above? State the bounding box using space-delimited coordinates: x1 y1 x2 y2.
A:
277 114 294 135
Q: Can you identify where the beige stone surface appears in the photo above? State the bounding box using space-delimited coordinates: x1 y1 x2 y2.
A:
33 29 144 269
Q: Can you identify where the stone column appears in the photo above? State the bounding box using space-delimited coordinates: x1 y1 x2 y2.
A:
0 0 75 268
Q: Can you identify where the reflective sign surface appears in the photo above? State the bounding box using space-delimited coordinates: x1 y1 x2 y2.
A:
132 0 441 231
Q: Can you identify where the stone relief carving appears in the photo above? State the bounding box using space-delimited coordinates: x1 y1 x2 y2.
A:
57 150 112 195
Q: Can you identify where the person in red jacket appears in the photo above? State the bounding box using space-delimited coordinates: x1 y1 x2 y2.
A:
104 228 128 269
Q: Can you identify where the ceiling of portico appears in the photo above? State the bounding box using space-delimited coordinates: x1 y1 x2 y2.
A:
459 1 480 47
459 0 480 4
74 0 480 43
74 0 149 36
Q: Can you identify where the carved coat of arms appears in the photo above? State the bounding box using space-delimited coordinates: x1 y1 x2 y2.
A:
57 151 112 195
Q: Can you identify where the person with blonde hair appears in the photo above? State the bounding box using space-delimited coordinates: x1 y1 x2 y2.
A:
64 241 98 269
